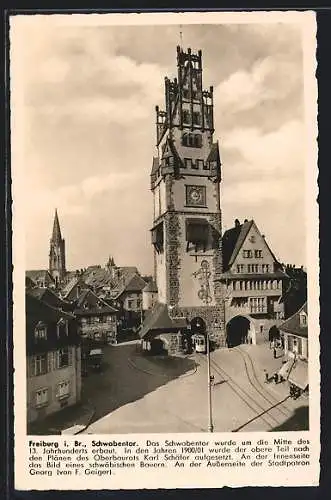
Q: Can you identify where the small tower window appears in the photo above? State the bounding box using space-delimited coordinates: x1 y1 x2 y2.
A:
196 160 204 169
194 134 202 148
193 112 201 125
184 158 192 168
182 110 190 123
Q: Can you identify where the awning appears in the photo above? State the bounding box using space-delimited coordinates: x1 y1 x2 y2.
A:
288 359 308 390
278 357 295 380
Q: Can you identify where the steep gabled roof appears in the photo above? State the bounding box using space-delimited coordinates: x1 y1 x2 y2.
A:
27 287 68 309
279 302 308 338
222 220 253 271
144 280 158 293
26 293 74 330
26 293 79 354
26 270 55 285
138 303 187 339
116 273 147 296
74 289 118 315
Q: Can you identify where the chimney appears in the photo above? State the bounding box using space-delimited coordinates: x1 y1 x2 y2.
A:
234 219 240 228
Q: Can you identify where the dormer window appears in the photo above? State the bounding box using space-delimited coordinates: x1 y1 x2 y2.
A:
83 302 89 310
34 321 47 341
300 311 307 327
57 318 68 338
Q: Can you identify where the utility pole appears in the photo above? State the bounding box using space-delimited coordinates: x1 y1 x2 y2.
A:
206 331 214 432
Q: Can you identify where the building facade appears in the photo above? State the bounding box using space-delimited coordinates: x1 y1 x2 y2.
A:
150 46 224 347
219 219 287 345
26 293 81 425
74 289 118 344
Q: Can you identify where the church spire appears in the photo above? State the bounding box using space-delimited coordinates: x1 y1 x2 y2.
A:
51 209 62 242
49 209 66 285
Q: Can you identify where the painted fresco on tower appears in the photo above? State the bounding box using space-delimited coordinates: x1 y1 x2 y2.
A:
12 14 318 441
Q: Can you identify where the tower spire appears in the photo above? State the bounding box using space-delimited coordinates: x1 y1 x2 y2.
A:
52 209 62 242
49 209 66 285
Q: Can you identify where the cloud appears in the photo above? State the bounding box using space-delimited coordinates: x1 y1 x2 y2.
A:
215 54 302 116
221 120 304 181
25 171 140 220
11 19 307 272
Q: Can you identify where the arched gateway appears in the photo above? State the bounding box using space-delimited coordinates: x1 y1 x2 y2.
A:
226 315 255 347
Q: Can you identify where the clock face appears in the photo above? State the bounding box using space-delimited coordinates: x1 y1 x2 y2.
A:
186 185 206 206
190 189 202 203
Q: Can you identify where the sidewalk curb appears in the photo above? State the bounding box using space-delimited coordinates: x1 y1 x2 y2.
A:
128 354 198 379
75 400 96 434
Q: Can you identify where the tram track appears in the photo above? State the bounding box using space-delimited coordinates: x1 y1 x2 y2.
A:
197 350 291 431
233 346 293 419
197 353 278 429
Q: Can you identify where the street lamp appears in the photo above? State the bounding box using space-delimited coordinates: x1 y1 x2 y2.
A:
206 329 214 433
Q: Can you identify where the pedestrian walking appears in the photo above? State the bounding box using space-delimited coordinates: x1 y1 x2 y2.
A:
273 347 277 359
264 371 269 383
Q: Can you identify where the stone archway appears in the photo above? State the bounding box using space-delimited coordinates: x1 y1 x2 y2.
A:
226 316 255 347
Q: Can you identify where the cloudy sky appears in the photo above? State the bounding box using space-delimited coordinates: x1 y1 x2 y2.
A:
12 14 311 275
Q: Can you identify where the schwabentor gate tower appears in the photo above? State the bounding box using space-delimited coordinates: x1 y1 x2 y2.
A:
150 46 225 346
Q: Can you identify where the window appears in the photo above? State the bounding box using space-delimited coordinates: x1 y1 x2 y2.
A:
196 159 204 169
32 354 48 376
247 264 259 273
184 158 192 169
186 218 209 252
57 318 68 339
262 264 270 273
182 89 190 99
300 312 307 327
56 381 70 400
137 299 142 309
128 300 134 310
35 388 49 407
193 112 201 125
203 162 210 170
151 221 164 253
55 347 70 369
249 297 267 313
236 264 244 273
182 110 190 123
243 250 252 258
34 321 47 341
194 135 202 148
182 133 202 148
254 250 262 258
